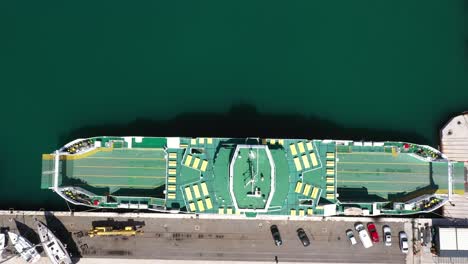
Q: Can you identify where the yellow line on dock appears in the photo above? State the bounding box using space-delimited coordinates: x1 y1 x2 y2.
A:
75 174 165 179
338 170 427 175
338 162 428 166
338 180 426 184
75 165 166 170
84 157 164 160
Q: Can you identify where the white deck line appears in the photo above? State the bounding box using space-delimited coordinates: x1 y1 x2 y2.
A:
229 145 275 213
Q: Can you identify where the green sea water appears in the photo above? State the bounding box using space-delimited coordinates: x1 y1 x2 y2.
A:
0 1 467 210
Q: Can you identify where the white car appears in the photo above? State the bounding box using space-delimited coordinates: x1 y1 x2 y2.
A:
346 229 357 245
399 231 409 254
383 225 391 246
355 223 373 248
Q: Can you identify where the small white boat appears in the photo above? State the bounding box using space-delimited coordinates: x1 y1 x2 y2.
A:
0 233 5 257
35 220 72 264
7 232 40 263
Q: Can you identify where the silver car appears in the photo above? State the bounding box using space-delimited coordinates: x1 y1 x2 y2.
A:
399 231 409 254
383 225 391 246
346 229 357 245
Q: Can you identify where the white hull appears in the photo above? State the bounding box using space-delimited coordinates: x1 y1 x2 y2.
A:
35 220 72 264
7 232 40 263
0 233 5 257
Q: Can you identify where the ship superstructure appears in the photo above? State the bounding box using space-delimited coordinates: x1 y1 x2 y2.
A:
41 137 465 217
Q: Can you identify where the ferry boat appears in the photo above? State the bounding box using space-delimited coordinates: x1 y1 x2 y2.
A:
35 220 72 264
41 137 465 217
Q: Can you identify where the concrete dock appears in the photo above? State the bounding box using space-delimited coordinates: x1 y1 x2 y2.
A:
0 211 415 264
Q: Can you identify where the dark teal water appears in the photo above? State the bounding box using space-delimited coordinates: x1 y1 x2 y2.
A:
0 1 467 210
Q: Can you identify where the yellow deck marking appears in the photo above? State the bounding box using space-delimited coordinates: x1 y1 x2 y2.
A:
167 185 176 191
309 153 318 167
192 158 200 169
307 208 313 215
301 155 310 169
184 155 193 167
326 161 334 167
338 162 427 166
278 139 284 145
299 209 305 216
306 142 313 151
326 193 335 199
201 182 209 196
197 200 205 212
168 161 177 167
75 165 165 170
167 193 176 199
326 152 335 159
193 185 201 198
290 209 296 216
293 157 302 171
226 208 233 214
298 142 306 153
190 138 196 145
303 184 311 196
75 174 165 178
270 139 276 144
185 187 193 201
168 177 176 183
200 160 208 172
338 180 427 184
289 144 297 156
326 177 334 183
169 153 177 159
295 182 303 193
205 197 213 209
207 138 213 144
338 170 428 174
311 187 319 199
189 202 196 211
199 138 205 144
218 208 224 214
168 169 176 175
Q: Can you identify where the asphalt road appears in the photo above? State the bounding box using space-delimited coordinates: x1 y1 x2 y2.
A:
0 214 407 263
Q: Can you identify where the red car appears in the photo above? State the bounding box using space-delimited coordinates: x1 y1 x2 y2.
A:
367 222 379 243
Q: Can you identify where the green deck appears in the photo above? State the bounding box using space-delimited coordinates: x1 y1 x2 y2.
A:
42 136 465 216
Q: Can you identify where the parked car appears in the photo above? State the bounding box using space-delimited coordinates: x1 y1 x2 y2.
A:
346 229 357 245
296 228 310 247
367 222 379 243
355 223 373 248
399 231 409 254
383 225 391 246
270 225 282 246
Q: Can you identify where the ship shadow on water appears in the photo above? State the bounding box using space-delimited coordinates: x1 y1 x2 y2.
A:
60 104 429 144
43 211 82 260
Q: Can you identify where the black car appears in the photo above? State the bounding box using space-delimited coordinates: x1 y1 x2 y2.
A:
270 225 282 246
297 228 310 247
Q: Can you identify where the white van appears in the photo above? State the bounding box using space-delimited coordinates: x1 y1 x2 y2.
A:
355 223 373 248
